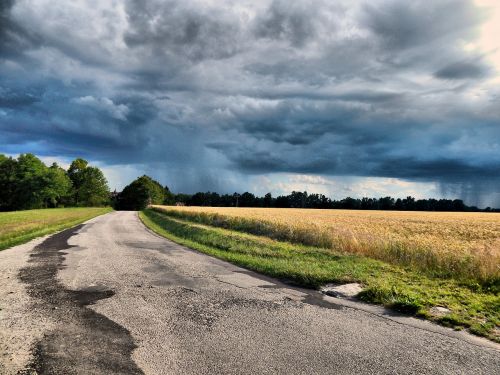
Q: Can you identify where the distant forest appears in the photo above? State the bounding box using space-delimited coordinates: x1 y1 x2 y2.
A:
1 154 497 212
118 175 498 212
171 191 498 212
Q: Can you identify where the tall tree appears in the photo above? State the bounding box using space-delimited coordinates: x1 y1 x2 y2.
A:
67 158 89 206
0 155 17 211
43 163 72 207
68 158 109 206
163 185 176 205
78 167 110 206
13 154 49 210
263 193 273 207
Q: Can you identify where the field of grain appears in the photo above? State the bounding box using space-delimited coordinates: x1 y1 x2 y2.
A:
0 207 112 250
153 206 500 285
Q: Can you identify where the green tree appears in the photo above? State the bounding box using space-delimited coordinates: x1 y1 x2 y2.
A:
116 175 165 210
68 158 89 206
78 167 110 206
0 155 18 211
263 192 273 207
13 154 49 210
68 158 109 206
163 185 176 205
43 163 72 207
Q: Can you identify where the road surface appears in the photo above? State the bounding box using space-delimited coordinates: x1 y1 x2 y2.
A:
0 211 498 374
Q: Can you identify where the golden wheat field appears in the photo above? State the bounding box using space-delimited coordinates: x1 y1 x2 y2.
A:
153 206 500 283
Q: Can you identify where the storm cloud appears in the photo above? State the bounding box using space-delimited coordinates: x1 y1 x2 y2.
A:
0 0 499 206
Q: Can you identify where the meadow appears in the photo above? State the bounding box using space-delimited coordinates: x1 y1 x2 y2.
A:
143 206 500 341
0 207 112 250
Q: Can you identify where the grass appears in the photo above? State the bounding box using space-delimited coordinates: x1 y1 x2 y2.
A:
151 205 500 289
141 208 500 343
0 207 113 250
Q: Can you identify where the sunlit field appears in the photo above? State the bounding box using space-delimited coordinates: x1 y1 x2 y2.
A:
152 206 500 285
0 207 112 250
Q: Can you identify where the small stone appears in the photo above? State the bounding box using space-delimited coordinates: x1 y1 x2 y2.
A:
430 306 451 315
321 283 363 298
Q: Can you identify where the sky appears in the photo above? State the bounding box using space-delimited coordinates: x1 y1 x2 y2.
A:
1 0 500 207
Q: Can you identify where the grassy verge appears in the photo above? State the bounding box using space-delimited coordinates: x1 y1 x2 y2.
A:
151 206 500 289
140 208 500 343
0 207 113 250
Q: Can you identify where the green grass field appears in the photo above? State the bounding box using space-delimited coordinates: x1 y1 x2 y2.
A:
0 207 112 250
140 208 500 343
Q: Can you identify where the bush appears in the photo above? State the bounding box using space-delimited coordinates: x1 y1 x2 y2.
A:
115 175 165 210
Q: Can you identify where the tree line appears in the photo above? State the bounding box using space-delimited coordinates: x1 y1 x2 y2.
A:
168 190 496 212
0 154 109 211
1 154 496 212
115 176 497 212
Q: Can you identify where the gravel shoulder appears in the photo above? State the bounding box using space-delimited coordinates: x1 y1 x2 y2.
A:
0 236 56 374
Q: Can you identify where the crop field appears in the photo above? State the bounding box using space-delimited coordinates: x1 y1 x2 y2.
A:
0 207 112 250
152 206 500 285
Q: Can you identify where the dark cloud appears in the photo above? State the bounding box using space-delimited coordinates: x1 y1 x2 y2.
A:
363 1 482 51
253 0 324 47
124 0 243 62
0 0 499 206
0 0 17 51
435 60 490 79
0 0 29 57
0 87 40 108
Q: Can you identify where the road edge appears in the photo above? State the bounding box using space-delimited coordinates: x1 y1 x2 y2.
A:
138 210 500 352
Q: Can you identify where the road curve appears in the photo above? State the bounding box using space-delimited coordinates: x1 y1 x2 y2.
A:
0 211 498 374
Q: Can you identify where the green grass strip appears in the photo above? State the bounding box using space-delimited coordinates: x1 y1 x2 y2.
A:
140 208 500 343
0 207 113 251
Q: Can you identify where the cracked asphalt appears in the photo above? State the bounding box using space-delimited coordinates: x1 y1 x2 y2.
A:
0 211 499 374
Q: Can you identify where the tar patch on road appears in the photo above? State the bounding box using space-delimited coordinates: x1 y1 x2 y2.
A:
17 225 143 375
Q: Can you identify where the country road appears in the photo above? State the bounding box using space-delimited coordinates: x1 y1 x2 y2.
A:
0 211 498 374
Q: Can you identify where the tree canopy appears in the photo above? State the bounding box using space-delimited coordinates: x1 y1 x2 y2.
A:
67 158 109 207
0 154 109 211
115 175 166 210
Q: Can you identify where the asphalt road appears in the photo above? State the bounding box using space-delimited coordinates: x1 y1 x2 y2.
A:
0 211 499 374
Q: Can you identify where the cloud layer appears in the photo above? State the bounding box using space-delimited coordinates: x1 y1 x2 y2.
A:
1 0 499 206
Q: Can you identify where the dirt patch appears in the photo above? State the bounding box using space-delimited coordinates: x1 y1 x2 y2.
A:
17 225 143 375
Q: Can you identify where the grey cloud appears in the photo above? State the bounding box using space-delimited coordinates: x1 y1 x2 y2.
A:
72 96 130 121
0 0 18 54
0 0 35 58
364 1 482 51
210 134 500 184
254 0 325 47
435 60 490 79
1 0 499 206
124 0 243 61
205 95 500 189
371 157 499 180
0 86 40 108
